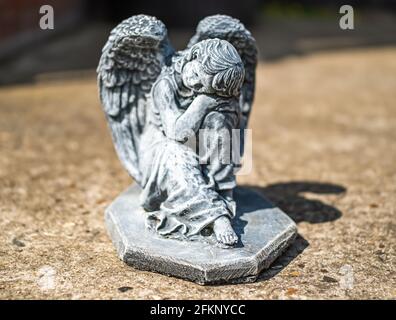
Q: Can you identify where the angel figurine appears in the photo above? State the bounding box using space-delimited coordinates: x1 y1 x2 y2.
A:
97 14 257 247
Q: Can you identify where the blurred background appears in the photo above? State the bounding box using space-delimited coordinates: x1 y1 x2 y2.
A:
1 1 396 299
0 0 395 85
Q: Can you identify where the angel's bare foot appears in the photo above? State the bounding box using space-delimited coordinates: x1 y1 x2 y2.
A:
213 216 238 246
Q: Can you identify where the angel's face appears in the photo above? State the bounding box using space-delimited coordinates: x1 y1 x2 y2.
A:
182 60 215 94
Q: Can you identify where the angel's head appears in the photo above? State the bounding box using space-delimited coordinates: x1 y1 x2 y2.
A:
180 39 245 97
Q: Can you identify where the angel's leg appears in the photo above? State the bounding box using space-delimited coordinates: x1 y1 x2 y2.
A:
140 138 236 245
199 111 238 215
198 111 239 245
199 111 238 192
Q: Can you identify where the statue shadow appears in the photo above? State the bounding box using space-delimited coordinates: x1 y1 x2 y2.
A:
232 181 346 281
249 181 346 224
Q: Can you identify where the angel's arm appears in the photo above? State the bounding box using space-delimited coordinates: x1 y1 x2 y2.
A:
153 79 217 142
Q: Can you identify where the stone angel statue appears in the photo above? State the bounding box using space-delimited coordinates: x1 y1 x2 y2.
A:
97 14 257 247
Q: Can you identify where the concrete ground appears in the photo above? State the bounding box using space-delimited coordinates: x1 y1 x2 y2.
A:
0 46 395 299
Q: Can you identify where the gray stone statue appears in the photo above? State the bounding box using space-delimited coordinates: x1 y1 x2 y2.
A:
98 14 297 284
98 14 256 246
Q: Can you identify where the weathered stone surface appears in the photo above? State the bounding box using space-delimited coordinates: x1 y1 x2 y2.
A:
105 184 297 284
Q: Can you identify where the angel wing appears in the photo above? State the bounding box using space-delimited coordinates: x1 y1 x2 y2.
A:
187 15 258 129
97 15 174 184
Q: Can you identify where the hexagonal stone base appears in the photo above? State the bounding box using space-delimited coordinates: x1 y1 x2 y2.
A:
105 184 297 285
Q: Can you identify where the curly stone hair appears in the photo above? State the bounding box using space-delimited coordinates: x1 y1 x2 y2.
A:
183 38 245 97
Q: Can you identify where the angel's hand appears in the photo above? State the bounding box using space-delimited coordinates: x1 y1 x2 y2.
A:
194 94 219 111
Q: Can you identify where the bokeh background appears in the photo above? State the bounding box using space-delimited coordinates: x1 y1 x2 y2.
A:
1 0 395 84
0 1 395 299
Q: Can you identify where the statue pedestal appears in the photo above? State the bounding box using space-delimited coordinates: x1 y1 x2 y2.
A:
105 184 297 285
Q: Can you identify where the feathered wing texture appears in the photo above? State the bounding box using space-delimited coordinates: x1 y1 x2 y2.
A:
187 15 258 129
97 15 174 184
